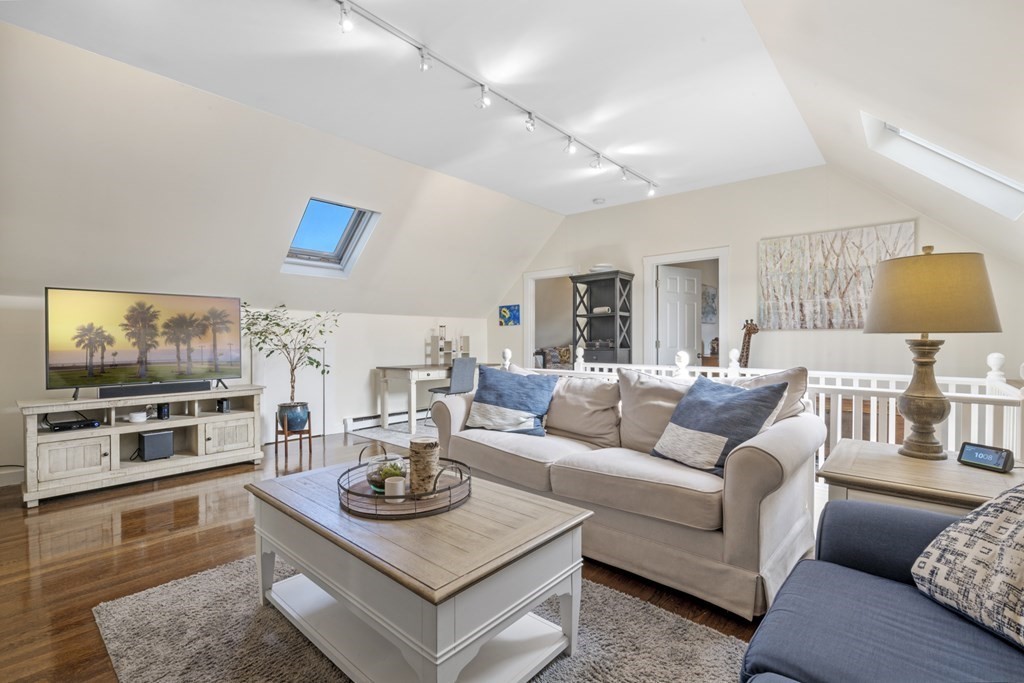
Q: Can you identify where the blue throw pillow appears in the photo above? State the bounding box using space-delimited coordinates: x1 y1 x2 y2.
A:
466 366 559 436
651 375 787 476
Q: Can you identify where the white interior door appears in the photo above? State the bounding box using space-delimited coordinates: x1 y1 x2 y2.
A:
656 265 701 365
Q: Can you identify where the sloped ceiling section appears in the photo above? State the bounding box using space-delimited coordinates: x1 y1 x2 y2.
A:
744 0 1024 265
0 23 563 317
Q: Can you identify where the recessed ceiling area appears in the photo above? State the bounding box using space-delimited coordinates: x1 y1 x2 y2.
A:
0 0 824 215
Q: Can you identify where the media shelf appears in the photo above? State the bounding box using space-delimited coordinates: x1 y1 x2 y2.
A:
19 385 264 508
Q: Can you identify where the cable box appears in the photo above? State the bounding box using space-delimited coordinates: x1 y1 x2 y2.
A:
50 419 102 432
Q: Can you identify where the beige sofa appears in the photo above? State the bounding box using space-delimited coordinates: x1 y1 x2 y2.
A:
433 368 827 620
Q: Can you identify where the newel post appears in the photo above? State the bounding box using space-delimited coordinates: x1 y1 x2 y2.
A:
574 347 585 371
727 349 741 378
501 348 512 371
674 351 690 378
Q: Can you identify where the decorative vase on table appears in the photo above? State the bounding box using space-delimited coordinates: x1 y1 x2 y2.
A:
277 402 309 432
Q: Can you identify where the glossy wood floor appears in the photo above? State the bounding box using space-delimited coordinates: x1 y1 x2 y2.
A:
0 433 756 682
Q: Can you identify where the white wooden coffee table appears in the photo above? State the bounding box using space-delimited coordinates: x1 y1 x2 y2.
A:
246 466 592 683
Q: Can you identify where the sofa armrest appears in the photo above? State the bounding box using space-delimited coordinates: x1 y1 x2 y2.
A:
433 392 475 454
815 500 958 585
722 412 826 572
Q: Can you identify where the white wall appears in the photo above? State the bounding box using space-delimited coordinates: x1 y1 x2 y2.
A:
534 278 573 349
490 166 1024 378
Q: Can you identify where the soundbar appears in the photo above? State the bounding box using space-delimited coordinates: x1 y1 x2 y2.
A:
98 381 211 399
50 419 101 432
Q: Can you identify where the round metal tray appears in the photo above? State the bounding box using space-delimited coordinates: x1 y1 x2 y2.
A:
337 447 471 520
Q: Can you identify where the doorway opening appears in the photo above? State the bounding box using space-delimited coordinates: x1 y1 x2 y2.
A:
522 267 576 369
641 247 729 366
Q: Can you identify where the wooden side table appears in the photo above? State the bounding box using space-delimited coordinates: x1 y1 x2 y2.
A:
819 439 1024 515
275 411 313 468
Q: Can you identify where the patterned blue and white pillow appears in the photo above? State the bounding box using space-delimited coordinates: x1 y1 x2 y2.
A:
651 375 787 476
466 366 559 436
913 483 1024 648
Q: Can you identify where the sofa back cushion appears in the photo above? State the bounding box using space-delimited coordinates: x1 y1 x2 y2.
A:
546 376 621 448
466 366 558 436
721 367 809 423
617 369 693 452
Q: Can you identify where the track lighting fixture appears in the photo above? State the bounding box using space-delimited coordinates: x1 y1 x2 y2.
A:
621 168 629 182
564 136 578 155
338 1 354 32
525 113 536 132
647 182 656 197
419 49 432 72
590 154 604 170
475 84 491 109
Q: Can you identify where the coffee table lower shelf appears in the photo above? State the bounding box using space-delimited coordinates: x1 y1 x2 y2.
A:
268 574 567 683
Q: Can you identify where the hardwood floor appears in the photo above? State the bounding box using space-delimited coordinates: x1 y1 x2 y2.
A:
0 433 756 682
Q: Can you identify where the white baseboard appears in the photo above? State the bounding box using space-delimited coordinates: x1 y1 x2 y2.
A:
344 409 429 432
0 468 25 487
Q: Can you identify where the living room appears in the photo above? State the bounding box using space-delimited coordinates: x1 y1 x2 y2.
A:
2 1 1024 681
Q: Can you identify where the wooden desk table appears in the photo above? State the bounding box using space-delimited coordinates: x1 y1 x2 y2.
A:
377 364 452 434
819 439 1024 515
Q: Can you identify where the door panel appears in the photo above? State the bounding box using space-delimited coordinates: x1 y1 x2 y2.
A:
657 265 701 365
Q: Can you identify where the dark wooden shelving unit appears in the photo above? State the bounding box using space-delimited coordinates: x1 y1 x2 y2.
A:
571 270 633 364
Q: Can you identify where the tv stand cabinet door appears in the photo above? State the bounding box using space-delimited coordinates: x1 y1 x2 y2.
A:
204 418 255 455
37 436 111 482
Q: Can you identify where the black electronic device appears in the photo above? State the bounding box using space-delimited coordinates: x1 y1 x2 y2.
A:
957 442 1014 473
138 430 174 461
157 403 170 420
49 418 101 432
216 398 231 413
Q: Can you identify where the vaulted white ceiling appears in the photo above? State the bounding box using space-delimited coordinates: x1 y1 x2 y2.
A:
0 0 824 215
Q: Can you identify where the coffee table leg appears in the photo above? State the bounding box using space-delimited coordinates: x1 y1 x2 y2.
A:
256 534 275 607
559 568 582 655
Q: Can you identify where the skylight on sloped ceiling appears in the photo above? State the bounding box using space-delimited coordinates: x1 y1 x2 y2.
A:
281 198 380 279
862 112 1024 220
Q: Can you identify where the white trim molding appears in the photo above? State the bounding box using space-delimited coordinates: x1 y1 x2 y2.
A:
642 247 730 365
522 266 579 367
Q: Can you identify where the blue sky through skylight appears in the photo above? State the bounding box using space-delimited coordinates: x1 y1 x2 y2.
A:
291 199 355 253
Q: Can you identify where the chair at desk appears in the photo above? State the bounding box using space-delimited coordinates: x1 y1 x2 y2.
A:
425 357 477 427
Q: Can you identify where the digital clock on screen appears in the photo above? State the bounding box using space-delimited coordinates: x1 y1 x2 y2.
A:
957 442 1014 473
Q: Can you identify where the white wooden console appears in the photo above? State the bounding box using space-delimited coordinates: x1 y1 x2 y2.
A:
19 385 263 508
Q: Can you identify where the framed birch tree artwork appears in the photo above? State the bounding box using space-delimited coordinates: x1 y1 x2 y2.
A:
758 221 915 330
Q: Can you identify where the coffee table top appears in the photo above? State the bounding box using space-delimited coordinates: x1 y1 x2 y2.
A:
246 465 592 604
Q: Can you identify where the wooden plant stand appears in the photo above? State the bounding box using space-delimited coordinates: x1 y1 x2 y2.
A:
275 411 313 467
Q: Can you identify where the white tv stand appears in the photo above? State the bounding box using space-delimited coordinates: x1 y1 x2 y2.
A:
19 384 264 508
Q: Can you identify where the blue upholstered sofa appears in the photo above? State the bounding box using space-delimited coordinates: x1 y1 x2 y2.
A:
743 500 1024 683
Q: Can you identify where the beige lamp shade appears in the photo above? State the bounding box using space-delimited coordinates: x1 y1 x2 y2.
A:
864 249 1001 334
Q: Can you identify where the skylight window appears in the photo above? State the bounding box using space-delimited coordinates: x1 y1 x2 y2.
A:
281 198 379 279
862 112 1024 220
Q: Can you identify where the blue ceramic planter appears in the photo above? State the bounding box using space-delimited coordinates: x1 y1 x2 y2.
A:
277 402 309 432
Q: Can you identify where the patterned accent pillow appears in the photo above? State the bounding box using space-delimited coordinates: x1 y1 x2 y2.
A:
466 366 558 436
913 483 1024 648
651 375 787 476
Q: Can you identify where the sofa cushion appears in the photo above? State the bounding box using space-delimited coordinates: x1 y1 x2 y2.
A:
550 448 724 530
617 369 693 453
466 366 558 436
652 375 787 476
545 376 621 449
449 429 598 492
732 367 808 423
912 482 1024 648
742 560 1024 683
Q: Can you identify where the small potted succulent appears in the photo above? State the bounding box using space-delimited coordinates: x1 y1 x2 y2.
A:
365 454 408 493
241 303 341 431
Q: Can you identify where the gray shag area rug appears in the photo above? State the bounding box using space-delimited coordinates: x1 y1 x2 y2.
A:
351 419 438 449
94 556 747 682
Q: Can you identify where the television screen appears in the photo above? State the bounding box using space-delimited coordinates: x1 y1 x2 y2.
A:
45 288 242 390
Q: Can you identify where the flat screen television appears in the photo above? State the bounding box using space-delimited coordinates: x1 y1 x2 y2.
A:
45 287 242 391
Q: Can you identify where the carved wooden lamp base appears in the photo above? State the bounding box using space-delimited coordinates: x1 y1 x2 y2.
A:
897 337 950 460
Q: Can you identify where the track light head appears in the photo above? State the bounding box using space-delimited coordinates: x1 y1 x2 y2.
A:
647 182 656 197
338 1 354 32
590 154 604 170
525 113 536 132
564 136 578 155
419 49 432 72
475 84 491 109
621 168 629 182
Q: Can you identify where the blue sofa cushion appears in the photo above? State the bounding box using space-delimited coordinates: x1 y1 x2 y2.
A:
742 560 1024 683
651 375 786 476
913 482 1024 648
465 366 558 436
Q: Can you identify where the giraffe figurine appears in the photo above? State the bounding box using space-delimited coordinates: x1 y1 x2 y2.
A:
739 319 760 368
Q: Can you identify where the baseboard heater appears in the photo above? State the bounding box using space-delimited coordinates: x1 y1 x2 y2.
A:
344 409 429 432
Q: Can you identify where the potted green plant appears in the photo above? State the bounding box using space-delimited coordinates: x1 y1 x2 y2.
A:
241 303 341 431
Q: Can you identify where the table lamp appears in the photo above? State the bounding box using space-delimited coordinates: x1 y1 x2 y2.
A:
864 246 1001 459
